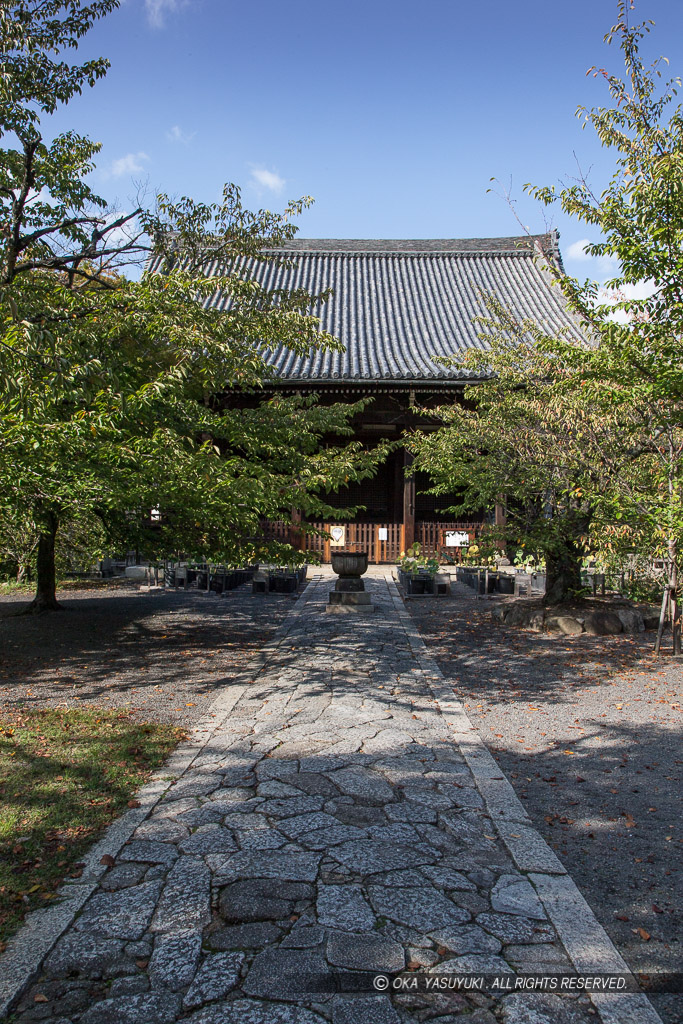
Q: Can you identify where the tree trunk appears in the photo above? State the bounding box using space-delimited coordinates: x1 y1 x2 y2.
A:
24 512 61 613
668 539 681 655
544 543 584 606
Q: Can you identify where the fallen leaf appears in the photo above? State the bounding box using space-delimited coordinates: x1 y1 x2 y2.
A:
135 959 149 969
127 800 141 809
616 914 629 921
34 994 49 1003
635 927 651 941
100 854 115 868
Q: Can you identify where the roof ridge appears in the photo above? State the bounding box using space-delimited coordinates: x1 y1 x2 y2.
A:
263 249 534 257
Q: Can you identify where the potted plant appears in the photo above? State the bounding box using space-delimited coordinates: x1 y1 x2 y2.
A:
421 557 440 594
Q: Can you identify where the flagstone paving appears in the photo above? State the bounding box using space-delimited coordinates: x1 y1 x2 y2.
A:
4 576 660 1023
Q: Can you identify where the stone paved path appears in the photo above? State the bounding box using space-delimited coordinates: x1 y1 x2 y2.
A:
2 575 662 1024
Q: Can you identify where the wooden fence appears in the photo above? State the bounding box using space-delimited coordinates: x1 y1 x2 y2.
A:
260 521 482 564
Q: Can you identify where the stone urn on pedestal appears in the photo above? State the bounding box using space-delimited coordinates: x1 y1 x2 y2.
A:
326 551 375 613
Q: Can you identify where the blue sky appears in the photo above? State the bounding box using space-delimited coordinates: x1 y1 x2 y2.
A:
44 0 683 283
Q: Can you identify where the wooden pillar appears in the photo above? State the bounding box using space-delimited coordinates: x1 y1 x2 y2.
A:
392 450 403 521
403 450 415 550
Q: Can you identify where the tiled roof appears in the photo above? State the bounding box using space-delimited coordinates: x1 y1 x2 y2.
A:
175 233 583 383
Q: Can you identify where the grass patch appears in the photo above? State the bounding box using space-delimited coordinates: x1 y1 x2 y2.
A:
0 706 185 947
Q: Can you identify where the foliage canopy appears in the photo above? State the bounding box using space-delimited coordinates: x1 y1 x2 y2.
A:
0 1 383 609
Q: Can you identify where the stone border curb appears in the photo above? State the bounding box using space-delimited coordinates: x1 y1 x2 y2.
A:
0 576 324 1019
385 574 663 1024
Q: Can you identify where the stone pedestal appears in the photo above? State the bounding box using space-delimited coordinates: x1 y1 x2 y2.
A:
327 551 375 613
325 603 376 614
328 591 373 606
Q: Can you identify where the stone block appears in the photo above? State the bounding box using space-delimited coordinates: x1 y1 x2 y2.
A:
119 841 178 869
45 933 125 977
330 840 436 874
207 922 282 949
615 607 645 633
178 824 238 856
79 991 180 1024
219 879 313 923
100 863 148 890
332 995 400 1024
75 880 164 940
368 885 470 931
490 875 547 920
326 931 404 972
475 912 555 944
583 610 623 635
242 947 329 1000
429 924 502 955
555 616 584 635
148 931 202 989
182 951 245 1009
328 768 394 804
150 857 211 934
206 850 321 884
325 603 376 614
317 884 375 931
182 998 328 1024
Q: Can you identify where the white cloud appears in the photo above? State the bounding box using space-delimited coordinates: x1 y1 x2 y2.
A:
566 238 593 262
249 166 285 194
598 280 657 324
166 124 195 144
565 237 620 280
110 152 149 177
145 0 188 28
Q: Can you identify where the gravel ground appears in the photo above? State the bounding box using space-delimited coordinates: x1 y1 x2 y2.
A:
0 581 302 725
408 581 682 1023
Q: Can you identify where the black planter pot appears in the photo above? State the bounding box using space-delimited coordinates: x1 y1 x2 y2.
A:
409 577 426 594
497 575 515 594
210 573 225 593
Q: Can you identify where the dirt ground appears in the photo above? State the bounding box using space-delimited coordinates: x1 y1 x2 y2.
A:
0 581 299 724
408 585 682 1023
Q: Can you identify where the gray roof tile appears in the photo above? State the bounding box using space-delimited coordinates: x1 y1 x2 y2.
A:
157 234 582 383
